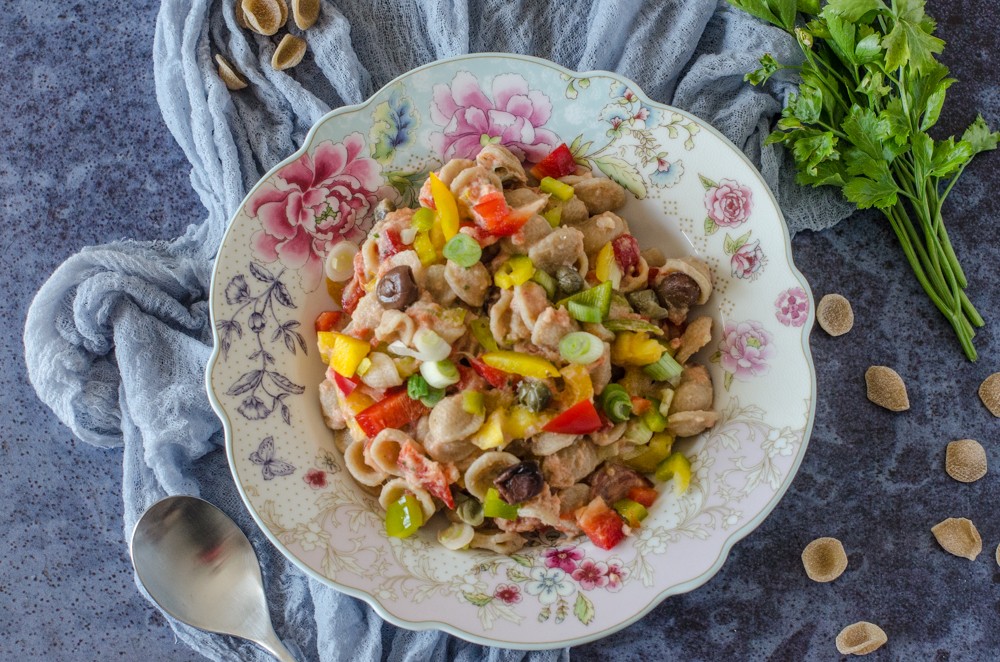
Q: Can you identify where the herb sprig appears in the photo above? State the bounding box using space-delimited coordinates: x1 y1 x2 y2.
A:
729 0 999 360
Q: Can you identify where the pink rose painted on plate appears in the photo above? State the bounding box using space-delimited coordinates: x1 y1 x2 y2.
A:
716 320 774 389
774 287 809 327
731 239 766 280
248 133 382 290
430 71 559 163
571 559 611 591
705 178 753 228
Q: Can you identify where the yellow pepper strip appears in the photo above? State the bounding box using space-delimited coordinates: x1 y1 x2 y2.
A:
594 241 622 289
624 432 675 473
559 363 594 404
316 331 338 365
504 405 547 439
462 391 485 417
343 389 375 415
655 452 692 495
331 333 371 378
413 230 440 266
470 410 506 450
494 255 536 289
481 350 559 379
429 172 459 240
611 331 664 366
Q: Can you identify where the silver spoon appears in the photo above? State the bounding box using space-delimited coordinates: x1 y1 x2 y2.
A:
130 495 297 662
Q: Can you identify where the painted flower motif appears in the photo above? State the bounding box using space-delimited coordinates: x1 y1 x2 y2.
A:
705 178 753 228
248 133 382 290
493 584 522 604
303 468 327 489
610 81 639 103
571 559 610 591
637 527 668 555
544 546 584 573
731 239 766 280
774 287 809 327
724 512 742 528
238 395 270 420
298 521 329 552
649 151 684 188
370 90 418 163
430 71 559 163
604 560 629 592
764 428 795 457
524 567 575 605
600 104 632 138
719 320 774 381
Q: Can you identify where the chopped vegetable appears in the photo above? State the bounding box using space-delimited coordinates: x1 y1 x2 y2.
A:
567 300 602 324
354 388 428 438
640 402 668 433
428 172 459 240
559 331 604 365
472 190 531 236
530 143 577 180
594 242 623 289
437 522 475 550
412 328 452 362
560 364 594 405
630 397 652 416
576 496 627 550
331 333 371 378
539 176 575 201
611 234 641 274
642 351 683 381
483 487 520 520
621 418 653 446
406 373 445 407
531 268 557 299
470 410 506 450
655 452 692 495
627 289 670 320
543 399 602 435
420 359 460 388
504 405 545 439
468 356 514 389
411 206 435 232
613 498 649 529
462 391 485 416
469 318 499 352
627 485 659 508
443 233 482 267
481 351 560 379
412 230 440 266
598 384 633 423
542 205 562 228
516 380 552 412
316 330 337 364
385 494 424 538
603 318 664 335
611 331 664 367
494 255 535 289
324 242 358 282
455 495 485 526
560 280 613 321
333 371 361 397
314 310 342 332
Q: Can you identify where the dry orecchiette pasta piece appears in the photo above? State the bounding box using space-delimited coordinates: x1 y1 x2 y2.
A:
541 440 600 489
359 352 403 389
931 517 981 560
531 432 577 456
444 260 491 307
215 54 248 90
550 195 589 225
588 421 626 447
674 315 713 364
378 478 436 521
571 177 627 215
504 187 545 208
666 410 718 438
424 394 485 463
945 439 987 483
272 34 308 71
318 379 346 430
470 531 527 554
527 226 587 275
464 451 520 501
476 143 527 184
344 439 389 487
979 372 1000 417
618 257 650 294
641 247 666 268
367 428 413 476
422 264 458 307
865 366 909 412
374 309 416 346
817 293 854 336
669 364 714 414
292 0 319 29
234 0 250 28
241 0 285 35
572 211 628 255
835 621 887 656
800 537 848 582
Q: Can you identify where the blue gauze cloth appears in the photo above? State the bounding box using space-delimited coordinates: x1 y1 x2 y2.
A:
24 1 854 660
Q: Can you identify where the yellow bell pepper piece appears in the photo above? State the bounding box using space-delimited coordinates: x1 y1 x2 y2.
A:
611 331 664 366
470 410 506 450
504 405 546 439
429 172 459 241
413 230 440 265
655 452 691 496
595 241 622 289
493 255 536 289
542 205 562 228
343 389 375 415
481 351 560 379
331 333 371 378
624 432 675 473
316 331 338 365
559 364 594 404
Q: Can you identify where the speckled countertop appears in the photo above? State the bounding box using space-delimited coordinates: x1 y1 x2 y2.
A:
3 1 998 660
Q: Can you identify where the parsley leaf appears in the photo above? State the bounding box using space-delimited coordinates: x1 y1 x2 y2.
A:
962 115 1000 155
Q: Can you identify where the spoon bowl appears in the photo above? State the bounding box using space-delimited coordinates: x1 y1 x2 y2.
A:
130 495 296 661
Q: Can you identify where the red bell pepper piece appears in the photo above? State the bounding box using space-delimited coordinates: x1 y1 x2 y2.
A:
315 310 343 332
378 226 406 260
627 486 659 508
647 267 659 288
397 439 456 509
472 191 532 237
333 371 361 397
630 397 652 416
530 143 577 180
341 250 367 315
612 234 640 274
543 399 603 435
468 356 516 390
354 387 428 439
576 496 627 550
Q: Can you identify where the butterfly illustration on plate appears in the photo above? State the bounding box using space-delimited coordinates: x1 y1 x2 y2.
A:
249 436 296 480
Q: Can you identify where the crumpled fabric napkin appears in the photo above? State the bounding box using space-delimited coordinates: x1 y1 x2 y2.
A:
23 1 853 660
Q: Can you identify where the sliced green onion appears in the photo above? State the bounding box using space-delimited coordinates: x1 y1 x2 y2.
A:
356 357 372 376
412 207 436 232
539 176 575 201
413 328 452 362
622 418 654 445
483 487 519 520
455 495 485 526
407 373 431 401
613 498 649 528
385 494 424 538
442 233 482 267
642 352 684 381
469 318 499 352
598 384 633 423
568 300 602 323
559 331 604 364
641 400 668 432
422 387 446 407
658 388 675 416
531 268 557 299
325 241 359 282
560 280 613 320
542 205 562 228
462 391 485 416
437 522 475 550
603 318 665 335
420 359 460 388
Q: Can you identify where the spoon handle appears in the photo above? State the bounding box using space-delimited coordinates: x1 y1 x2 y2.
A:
256 627 299 662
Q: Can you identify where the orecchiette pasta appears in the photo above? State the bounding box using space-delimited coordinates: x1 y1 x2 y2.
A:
344 439 388 487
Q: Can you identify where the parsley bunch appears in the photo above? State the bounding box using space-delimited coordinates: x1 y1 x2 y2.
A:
729 0 999 360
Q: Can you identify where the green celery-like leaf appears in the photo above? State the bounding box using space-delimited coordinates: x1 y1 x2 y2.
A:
854 32 882 62
962 115 1000 155
726 0 784 28
843 174 898 209
792 85 823 123
797 0 821 14
772 0 797 31
842 105 890 159
883 0 945 73
792 130 839 176
929 138 974 178
796 159 847 187
825 14 858 65
821 0 886 22
879 97 911 145
910 130 934 183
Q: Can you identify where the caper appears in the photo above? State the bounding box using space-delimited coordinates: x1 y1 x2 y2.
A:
376 265 418 310
555 266 584 298
627 289 670 320
516 379 552 412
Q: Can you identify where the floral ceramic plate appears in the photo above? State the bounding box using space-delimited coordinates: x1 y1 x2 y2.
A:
207 53 816 649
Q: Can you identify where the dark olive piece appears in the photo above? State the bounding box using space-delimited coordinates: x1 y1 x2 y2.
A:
480 242 502 265
376 265 418 310
493 461 544 504
654 272 700 309
374 199 396 223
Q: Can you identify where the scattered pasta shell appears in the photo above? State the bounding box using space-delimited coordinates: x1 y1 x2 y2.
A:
996 542 1000 568
836 621 888 656
241 0 284 35
945 439 987 483
234 0 249 29
215 54 248 91
277 0 288 28
272 34 307 71
931 517 981 560
865 366 909 412
816 293 854 336
801 537 848 583
979 372 1000 417
292 0 320 29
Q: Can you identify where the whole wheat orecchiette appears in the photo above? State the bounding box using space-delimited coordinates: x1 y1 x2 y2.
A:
314 142 718 552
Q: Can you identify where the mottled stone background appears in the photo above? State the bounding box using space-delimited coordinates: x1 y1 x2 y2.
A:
2 1 997 659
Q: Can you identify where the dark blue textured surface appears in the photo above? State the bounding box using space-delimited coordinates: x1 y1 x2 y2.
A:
4 1 999 660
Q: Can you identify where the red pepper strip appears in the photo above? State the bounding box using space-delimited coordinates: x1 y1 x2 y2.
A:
530 143 577 180
612 234 641 274
333 372 361 397
630 397 652 416
378 226 406 260
468 356 516 390
341 250 367 314
543 399 603 435
647 267 659 288
397 439 456 509
576 496 627 550
472 191 532 237
627 486 659 508
314 310 342 332
354 387 428 439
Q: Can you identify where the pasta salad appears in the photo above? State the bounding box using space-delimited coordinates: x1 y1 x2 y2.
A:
315 143 718 553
